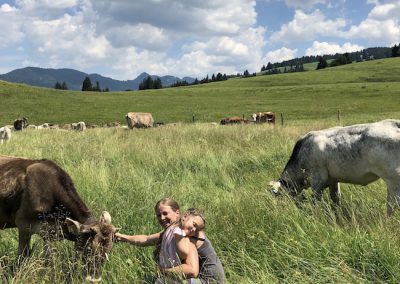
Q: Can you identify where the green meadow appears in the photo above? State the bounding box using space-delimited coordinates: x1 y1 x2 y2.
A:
1 57 400 126
1 57 400 283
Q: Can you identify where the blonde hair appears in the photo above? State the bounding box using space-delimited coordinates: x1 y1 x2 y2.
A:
183 208 206 231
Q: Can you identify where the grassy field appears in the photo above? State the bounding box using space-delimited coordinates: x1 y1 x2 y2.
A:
0 124 400 283
1 57 400 127
1 57 400 283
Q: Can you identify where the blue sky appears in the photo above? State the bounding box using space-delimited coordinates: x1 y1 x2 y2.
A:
0 0 399 80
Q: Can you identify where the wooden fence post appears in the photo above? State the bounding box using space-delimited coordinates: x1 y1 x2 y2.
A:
280 113 284 126
192 115 195 123
337 110 340 125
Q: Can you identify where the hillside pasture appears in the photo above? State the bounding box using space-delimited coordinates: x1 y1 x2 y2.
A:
0 58 400 127
0 124 400 283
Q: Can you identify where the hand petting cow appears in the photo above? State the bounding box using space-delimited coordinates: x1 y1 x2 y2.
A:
269 119 400 216
0 155 118 282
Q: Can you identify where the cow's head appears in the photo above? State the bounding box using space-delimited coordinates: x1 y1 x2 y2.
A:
269 175 306 198
66 211 118 283
251 113 257 121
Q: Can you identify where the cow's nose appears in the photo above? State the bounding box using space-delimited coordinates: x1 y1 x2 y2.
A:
270 188 281 197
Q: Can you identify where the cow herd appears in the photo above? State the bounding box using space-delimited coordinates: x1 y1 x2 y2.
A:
220 111 276 125
0 111 275 144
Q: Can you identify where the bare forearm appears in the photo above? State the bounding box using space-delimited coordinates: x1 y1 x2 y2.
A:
162 264 198 278
116 233 159 246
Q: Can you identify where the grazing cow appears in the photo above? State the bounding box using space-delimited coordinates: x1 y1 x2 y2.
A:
251 112 275 123
37 123 50 130
220 116 248 125
125 112 154 129
71 121 86 131
14 117 28 131
0 126 11 144
269 119 400 216
26 125 38 130
0 156 118 282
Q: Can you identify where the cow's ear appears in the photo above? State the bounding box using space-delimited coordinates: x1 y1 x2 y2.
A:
99 211 111 224
66 217 83 234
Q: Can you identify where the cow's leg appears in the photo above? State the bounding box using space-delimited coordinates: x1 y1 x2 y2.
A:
310 170 328 202
329 182 341 205
17 229 32 258
386 185 400 217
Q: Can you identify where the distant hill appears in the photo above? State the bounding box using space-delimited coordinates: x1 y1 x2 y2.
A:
0 67 195 91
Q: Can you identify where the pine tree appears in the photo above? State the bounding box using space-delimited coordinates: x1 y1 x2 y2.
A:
153 78 162 89
82 76 93 91
54 81 62 89
61 81 68 90
392 44 400 57
316 56 328 70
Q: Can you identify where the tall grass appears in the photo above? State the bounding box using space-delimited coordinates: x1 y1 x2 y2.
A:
1 123 400 283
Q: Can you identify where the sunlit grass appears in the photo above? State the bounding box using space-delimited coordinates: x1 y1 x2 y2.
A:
1 123 400 283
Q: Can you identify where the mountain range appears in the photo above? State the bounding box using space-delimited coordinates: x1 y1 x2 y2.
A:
0 67 195 91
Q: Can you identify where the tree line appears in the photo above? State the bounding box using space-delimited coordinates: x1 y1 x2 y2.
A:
260 44 400 75
54 44 399 92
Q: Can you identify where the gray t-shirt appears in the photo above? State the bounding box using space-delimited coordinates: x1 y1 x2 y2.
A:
193 237 226 284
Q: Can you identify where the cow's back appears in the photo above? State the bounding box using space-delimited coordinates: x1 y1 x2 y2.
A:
306 120 400 182
0 157 37 198
126 112 154 128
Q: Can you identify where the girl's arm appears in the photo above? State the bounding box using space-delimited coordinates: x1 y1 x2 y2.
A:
161 236 199 278
115 231 161 246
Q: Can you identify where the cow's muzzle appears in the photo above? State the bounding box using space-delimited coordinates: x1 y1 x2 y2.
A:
268 181 282 197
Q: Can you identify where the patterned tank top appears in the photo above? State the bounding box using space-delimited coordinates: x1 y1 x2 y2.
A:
158 225 197 284
158 225 185 269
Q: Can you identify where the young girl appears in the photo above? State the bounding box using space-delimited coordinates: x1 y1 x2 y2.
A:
116 198 199 282
116 199 225 283
161 208 226 284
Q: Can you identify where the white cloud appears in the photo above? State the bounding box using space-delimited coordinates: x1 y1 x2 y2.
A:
283 0 325 9
305 41 364 56
16 0 79 10
0 3 18 12
25 12 112 69
270 9 347 43
0 5 24 47
368 2 400 20
165 26 266 77
92 0 257 36
265 47 297 63
344 2 400 45
104 23 170 50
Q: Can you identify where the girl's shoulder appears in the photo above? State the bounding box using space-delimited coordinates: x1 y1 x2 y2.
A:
171 225 186 237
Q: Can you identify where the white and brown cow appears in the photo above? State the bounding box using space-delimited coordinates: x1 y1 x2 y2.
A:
125 112 154 129
71 121 86 131
270 119 400 216
251 112 275 123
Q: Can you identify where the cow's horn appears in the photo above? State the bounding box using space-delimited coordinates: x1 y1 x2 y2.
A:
100 211 111 224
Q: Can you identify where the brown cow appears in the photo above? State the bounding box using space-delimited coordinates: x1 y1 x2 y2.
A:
251 112 276 123
220 116 248 125
0 155 118 282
